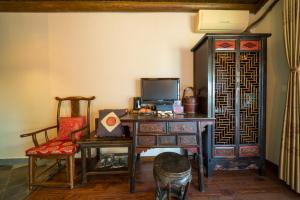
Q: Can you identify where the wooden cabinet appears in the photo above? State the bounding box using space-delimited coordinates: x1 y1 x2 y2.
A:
191 33 271 176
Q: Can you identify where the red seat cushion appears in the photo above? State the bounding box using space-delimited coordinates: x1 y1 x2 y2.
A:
58 116 86 141
25 140 77 156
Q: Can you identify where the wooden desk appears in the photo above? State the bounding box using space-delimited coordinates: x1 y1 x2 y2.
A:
120 113 214 192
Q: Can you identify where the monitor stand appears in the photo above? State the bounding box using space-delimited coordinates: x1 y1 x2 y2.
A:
155 102 173 112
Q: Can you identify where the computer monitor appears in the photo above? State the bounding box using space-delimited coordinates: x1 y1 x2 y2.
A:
141 78 180 104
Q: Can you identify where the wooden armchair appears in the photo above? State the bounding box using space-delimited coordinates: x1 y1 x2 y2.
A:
20 96 95 189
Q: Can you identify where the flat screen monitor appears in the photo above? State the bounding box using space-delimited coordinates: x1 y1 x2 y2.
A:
141 78 180 104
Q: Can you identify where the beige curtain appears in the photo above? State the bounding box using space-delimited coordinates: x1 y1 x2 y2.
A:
279 0 300 194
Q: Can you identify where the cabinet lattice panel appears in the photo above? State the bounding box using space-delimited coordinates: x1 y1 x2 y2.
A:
214 52 236 145
192 34 270 174
239 52 260 144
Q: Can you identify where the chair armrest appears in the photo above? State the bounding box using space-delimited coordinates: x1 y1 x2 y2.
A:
20 125 57 138
69 125 88 142
20 125 57 147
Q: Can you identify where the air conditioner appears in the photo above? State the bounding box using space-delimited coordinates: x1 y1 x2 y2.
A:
195 10 249 33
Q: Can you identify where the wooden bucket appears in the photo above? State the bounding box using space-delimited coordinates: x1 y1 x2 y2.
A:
182 87 198 114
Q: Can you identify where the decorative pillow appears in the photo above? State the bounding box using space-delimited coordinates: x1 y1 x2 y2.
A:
96 109 128 137
57 116 86 141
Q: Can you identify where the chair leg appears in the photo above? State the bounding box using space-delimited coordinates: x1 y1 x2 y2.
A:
28 156 35 190
88 148 92 159
65 157 70 183
57 158 62 168
167 183 171 200
69 155 74 189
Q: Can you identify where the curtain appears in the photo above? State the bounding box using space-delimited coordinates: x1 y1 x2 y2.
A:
279 0 300 193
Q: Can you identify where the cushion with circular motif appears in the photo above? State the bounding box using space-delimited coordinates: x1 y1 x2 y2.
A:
96 109 128 137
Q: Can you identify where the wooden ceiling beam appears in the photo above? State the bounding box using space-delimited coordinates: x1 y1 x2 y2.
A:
0 1 260 13
253 0 268 13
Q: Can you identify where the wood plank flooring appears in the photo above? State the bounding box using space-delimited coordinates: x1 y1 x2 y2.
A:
27 159 300 200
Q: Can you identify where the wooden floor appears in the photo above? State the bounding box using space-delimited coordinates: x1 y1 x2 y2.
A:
27 159 300 200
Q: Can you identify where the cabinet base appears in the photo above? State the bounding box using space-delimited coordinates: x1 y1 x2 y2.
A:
206 158 265 177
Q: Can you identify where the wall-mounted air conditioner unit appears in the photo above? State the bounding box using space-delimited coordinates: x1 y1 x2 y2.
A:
195 10 249 33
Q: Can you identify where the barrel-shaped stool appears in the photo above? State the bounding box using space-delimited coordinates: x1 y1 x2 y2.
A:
153 152 192 200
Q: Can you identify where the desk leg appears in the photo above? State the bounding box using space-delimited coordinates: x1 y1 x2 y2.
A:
198 149 205 192
130 149 136 193
130 121 138 193
96 148 101 162
81 147 87 185
198 122 205 192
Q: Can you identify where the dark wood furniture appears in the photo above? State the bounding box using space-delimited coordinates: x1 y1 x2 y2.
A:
20 96 95 189
153 152 192 200
120 113 214 192
78 135 133 187
78 116 133 190
191 33 271 176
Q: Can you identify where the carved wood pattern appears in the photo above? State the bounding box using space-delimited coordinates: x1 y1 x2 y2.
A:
137 136 156 146
214 52 236 145
239 145 259 157
240 40 260 51
158 136 176 145
169 122 197 133
213 146 235 158
239 52 259 144
139 122 166 134
178 135 197 146
200 121 214 132
215 40 236 50
214 162 258 170
136 147 152 154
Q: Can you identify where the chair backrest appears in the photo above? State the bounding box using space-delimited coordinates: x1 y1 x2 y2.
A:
55 96 95 134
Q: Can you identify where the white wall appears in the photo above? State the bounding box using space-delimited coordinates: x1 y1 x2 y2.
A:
0 12 201 158
0 14 53 158
252 0 289 165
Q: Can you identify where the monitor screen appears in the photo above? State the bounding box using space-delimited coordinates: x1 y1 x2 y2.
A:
141 78 180 103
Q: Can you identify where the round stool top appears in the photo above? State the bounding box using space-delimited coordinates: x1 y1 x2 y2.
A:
154 152 191 177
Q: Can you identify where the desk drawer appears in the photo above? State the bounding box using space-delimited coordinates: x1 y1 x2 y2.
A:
137 136 156 146
139 122 166 134
169 122 197 133
158 136 176 146
178 135 197 146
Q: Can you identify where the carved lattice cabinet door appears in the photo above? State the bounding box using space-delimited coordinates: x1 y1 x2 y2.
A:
192 33 271 176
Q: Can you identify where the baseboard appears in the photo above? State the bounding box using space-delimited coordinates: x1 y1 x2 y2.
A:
0 158 28 166
266 159 279 175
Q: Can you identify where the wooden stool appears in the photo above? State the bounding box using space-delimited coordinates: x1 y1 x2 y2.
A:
153 152 192 200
